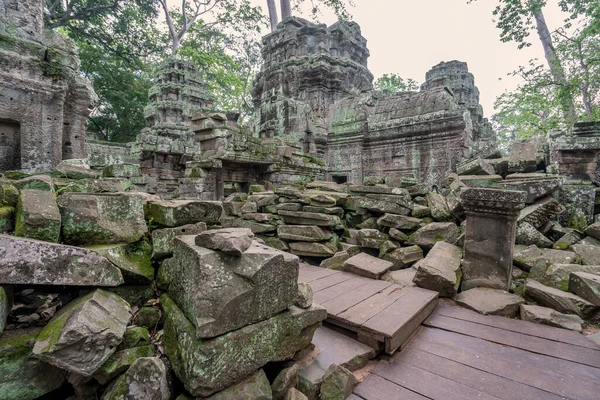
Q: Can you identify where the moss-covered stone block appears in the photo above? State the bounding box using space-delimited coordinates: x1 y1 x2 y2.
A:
14 190 61 243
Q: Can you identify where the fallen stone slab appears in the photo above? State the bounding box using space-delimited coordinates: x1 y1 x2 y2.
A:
413 241 462 297
247 193 279 207
357 198 411 215
222 217 277 234
349 185 409 196
343 252 393 279
101 357 170 400
297 326 375 399
146 199 223 227
319 364 358 400
93 345 156 385
406 222 460 250
456 157 495 176
515 222 553 248
513 245 580 271
15 189 61 242
290 242 338 257
278 225 333 242
500 177 563 203
569 272 600 307
285 388 309 400
278 210 341 227
162 236 299 338
356 229 389 249
91 240 154 284
524 279 600 321
303 206 344 217
554 230 585 250
162 295 326 397
208 369 272 400
377 214 421 230
13 175 55 192
382 245 423 270
570 244 600 265
427 192 453 222
59 193 147 245
0 235 123 286
33 289 132 376
455 288 524 317
0 328 66 400
151 222 207 259
296 283 314 309
520 304 583 332
195 228 254 255
364 193 413 209
584 222 600 240
272 365 300 400
320 251 351 270
543 264 600 291
241 212 274 222
307 193 337 207
518 196 566 229
587 332 600 347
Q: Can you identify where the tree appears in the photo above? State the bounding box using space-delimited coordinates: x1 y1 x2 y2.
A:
267 0 279 31
266 0 355 31
374 74 420 95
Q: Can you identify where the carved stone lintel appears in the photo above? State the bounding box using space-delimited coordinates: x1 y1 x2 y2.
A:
459 188 527 219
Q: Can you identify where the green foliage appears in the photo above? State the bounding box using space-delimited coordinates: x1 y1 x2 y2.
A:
292 0 355 21
374 74 420 95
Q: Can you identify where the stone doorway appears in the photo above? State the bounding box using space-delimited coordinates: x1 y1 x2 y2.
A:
0 120 20 171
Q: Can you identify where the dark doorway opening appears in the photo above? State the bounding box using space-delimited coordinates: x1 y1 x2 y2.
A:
0 120 20 171
332 175 347 184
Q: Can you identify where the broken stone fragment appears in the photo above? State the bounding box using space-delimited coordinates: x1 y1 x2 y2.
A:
15 189 61 242
222 217 277 234
162 236 298 338
0 180 19 207
411 204 431 218
289 241 338 257
524 279 600 321
357 198 411 215
307 193 337 207
413 241 462 297
278 210 341 227
319 364 358 400
102 163 141 178
13 175 55 192
320 251 351 270
376 214 421 230
296 283 314 309
145 199 223 227
518 196 566 229
554 230 584 250
355 229 389 249
33 289 132 376
241 201 258 214
513 245 579 271
53 161 99 180
162 294 326 397
427 192 453 222
195 228 254 255
247 193 279 208
455 288 524 317
0 235 123 286
406 222 460 250
285 388 309 400
59 193 148 245
91 239 154 284
543 264 600 291
207 369 272 400
278 225 333 242
101 357 170 400
94 345 156 385
0 328 66 400
303 206 344 217
272 365 300 400
584 222 600 240
570 243 600 265
515 222 553 248
382 267 417 287
382 245 424 270
151 222 207 259
519 304 583 332
569 272 600 307
343 252 393 279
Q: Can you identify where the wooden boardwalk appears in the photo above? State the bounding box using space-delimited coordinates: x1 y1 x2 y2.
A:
353 303 600 400
299 263 438 354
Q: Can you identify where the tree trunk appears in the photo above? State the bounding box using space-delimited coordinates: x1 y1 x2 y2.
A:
534 10 577 129
280 0 292 20
267 0 279 32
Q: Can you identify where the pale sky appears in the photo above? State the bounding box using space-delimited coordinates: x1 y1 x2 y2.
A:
167 0 567 118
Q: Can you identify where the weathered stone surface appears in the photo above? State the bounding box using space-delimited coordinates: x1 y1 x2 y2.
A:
290 242 338 257
94 345 156 385
320 251 351 270
151 222 207 259
0 235 123 286
91 240 154 284
513 245 580 272
247 193 279 207
357 198 411 215
162 236 298 338
0 286 12 334
13 175 54 192
515 222 553 248
413 242 462 297
15 190 61 242
343 253 393 279
33 289 132 376
554 230 585 250
518 196 566 229
0 328 66 400
195 228 254 255
388 228 408 243
284 388 309 400
59 193 147 245
162 295 326 397
319 364 358 400
569 272 600 306
101 357 170 400
382 267 417 287
0 181 19 207
207 369 272 400
524 279 600 321
272 365 300 400
382 245 424 270
242 213 274 222
520 304 583 332
146 199 223 227
587 332 600 347
377 214 421 230
570 244 600 265
303 206 344 217
500 176 562 203
297 326 374 399
584 222 600 240
222 217 277 234
278 210 341 227
296 283 314 309
406 222 460 250
543 264 600 291
54 162 99 180
355 229 389 249
455 288 524 317
427 192 453 221
278 225 333 242
119 327 151 350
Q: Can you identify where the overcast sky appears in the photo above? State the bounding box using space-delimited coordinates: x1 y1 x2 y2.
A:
168 0 567 117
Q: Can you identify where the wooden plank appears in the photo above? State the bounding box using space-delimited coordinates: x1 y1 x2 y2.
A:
313 276 373 305
323 280 393 316
413 327 600 398
298 264 341 283
362 287 438 338
353 373 429 400
434 303 600 350
337 285 411 327
309 270 357 293
385 297 437 354
372 359 501 400
396 346 566 400
425 313 600 368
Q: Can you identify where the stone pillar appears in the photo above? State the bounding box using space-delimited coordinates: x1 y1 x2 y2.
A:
459 188 527 291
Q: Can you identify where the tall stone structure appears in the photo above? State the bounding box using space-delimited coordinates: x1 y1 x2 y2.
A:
0 0 96 172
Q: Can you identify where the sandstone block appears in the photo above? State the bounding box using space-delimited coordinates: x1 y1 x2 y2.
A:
101 357 170 400
515 222 553 248
15 189 61 242
146 199 223 227
455 288 524 317
320 251 351 270
296 283 314 309
520 304 583 332
427 192 453 222
208 369 272 400
413 241 462 297
272 365 300 400
278 225 333 242
377 214 421 230
518 196 566 229
289 242 338 257
569 272 600 307
195 228 254 255
343 253 393 279
278 210 341 227
570 244 600 265
525 279 600 321
406 222 460 251
94 345 156 385
513 245 580 271
543 264 600 291
382 245 423 270
151 222 207 259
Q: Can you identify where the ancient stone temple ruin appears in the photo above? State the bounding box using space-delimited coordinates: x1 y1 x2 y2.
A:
0 0 95 173
1 4 600 400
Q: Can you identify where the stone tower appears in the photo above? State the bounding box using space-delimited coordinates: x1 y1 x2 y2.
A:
252 17 373 154
0 0 96 172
